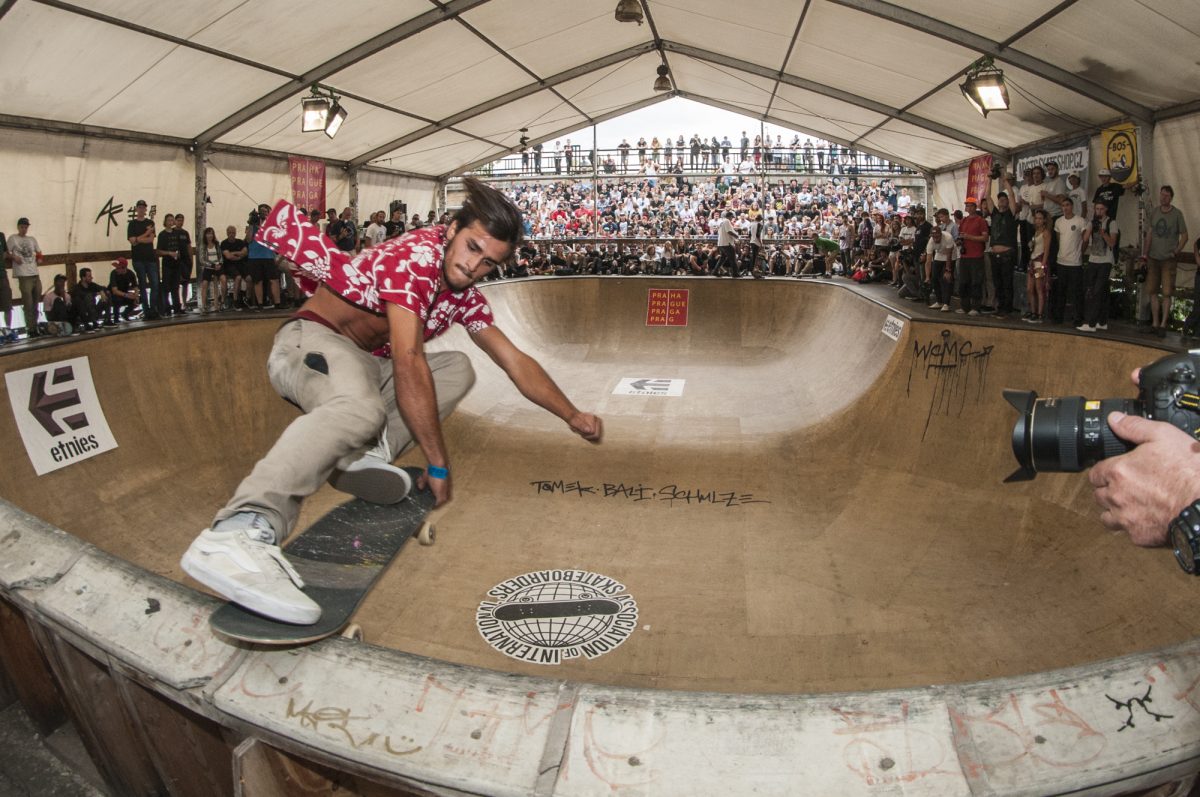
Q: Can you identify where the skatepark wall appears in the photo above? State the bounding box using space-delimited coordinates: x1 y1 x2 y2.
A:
2 277 1199 795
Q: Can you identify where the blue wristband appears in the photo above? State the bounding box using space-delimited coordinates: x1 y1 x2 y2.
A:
427 465 449 480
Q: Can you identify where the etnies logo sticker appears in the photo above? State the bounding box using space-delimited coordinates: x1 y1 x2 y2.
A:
6 357 117 474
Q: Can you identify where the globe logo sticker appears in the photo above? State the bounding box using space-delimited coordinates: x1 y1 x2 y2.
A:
476 570 638 665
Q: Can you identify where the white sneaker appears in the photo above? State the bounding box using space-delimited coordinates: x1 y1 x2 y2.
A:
328 432 413 504
1095 323 1108 330
967 309 980 316
181 516 320 625
1076 324 1096 332
928 300 940 308
954 308 966 314
940 303 951 312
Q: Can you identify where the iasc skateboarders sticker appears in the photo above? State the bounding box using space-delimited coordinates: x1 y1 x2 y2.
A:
477 569 638 665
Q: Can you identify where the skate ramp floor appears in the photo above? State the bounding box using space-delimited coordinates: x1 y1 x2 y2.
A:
0 277 1186 695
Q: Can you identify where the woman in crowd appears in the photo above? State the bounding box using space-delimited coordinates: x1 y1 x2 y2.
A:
197 226 224 313
1024 208 1051 324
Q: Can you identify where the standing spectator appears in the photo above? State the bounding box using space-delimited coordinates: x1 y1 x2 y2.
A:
107 257 142 322
650 136 661 161
70 267 107 331
327 207 357 252
1023 209 1052 323
220 225 248 311
0 223 14 341
956 198 989 315
532 142 542 174
689 134 701 170
1092 168 1125 219
1066 174 1088 220
175 213 193 309
1078 200 1118 332
618 139 630 171
636 137 646 164
739 131 749 162
1051 198 1089 327
721 135 731 160
157 213 185 315
1040 161 1068 220
1140 185 1189 337
663 136 673 165
564 138 574 174
715 211 739 277
197 226 224 313
127 200 161 319
385 208 406 239
8 217 44 336
364 211 387 248
988 192 1019 315
247 204 280 310
925 209 956 311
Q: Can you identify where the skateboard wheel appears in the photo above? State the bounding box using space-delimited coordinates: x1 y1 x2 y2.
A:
417 521 436 546
342 623 364 642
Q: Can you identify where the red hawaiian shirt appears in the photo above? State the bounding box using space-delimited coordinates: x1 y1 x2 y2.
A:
256 200 495 344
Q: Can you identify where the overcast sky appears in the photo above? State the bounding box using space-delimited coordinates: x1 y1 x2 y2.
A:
539 97 831 150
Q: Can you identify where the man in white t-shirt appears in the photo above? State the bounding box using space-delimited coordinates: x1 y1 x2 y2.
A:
1040 161 1068 219
7 217 43 338
364 211 387 248
1052 198 1090 326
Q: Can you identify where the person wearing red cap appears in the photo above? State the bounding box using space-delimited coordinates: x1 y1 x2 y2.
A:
956 197 989 315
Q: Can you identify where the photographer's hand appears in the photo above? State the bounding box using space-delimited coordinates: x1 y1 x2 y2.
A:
1090 405 1200 547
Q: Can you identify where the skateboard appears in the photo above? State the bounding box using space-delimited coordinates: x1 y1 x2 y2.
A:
209 467 435 645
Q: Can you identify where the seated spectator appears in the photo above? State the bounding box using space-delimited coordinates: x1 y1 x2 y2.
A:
70 267 108 331
41 274 74 336
107 257 142 321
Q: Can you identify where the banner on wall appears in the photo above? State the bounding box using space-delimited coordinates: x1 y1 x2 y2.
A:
966 155 993 202
1101 123 1139 186
288 156 326 213
1013 136 1090 193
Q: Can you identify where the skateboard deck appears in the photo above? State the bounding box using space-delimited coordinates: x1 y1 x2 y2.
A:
209 467 434 645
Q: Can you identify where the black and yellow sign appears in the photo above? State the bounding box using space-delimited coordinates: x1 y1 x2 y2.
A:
1102 123 1139 186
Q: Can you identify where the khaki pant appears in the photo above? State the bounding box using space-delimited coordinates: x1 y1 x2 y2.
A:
215 318 475 536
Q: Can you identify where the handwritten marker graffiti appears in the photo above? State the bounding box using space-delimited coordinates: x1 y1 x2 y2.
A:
477 570 638 665
906 329 994 440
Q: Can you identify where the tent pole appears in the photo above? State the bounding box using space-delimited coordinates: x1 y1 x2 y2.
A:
194 144 207 310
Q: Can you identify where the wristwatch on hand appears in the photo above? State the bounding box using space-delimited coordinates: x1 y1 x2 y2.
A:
1169 500 1200 574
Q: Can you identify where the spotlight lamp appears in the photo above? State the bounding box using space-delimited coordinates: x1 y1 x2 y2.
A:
959 57 1009 117
614 0 643 24
300 85 349 138
653 64 671 92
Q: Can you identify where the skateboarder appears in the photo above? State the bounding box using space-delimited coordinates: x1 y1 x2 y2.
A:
182 178 603 624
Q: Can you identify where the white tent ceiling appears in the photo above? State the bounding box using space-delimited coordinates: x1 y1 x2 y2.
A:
1 0 1198 178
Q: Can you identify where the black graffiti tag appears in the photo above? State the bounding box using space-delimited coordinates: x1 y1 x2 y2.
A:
906 329 993 440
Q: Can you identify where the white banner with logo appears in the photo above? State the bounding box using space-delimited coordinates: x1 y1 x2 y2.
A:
5 356 117 475
613 378 686 396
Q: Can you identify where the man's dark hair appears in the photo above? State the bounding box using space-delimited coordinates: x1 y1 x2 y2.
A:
1162 185 1175 198
79 267 92 279
453 177 523 247
997 191 1008 199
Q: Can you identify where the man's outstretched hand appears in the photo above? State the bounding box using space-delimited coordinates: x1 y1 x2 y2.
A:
569 412 603 443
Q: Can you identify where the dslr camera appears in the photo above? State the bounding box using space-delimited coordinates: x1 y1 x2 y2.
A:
1005 351 1200 481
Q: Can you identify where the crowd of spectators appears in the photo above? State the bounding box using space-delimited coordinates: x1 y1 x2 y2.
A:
505 134 910 178
6 156 1192 343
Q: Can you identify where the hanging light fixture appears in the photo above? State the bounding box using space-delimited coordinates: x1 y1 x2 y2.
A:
653 64 671 92
959 57 1009 117
300 85 349 138
614 0 643 24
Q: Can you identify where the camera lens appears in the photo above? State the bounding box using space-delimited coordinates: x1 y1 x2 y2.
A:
1005 390 1138 480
